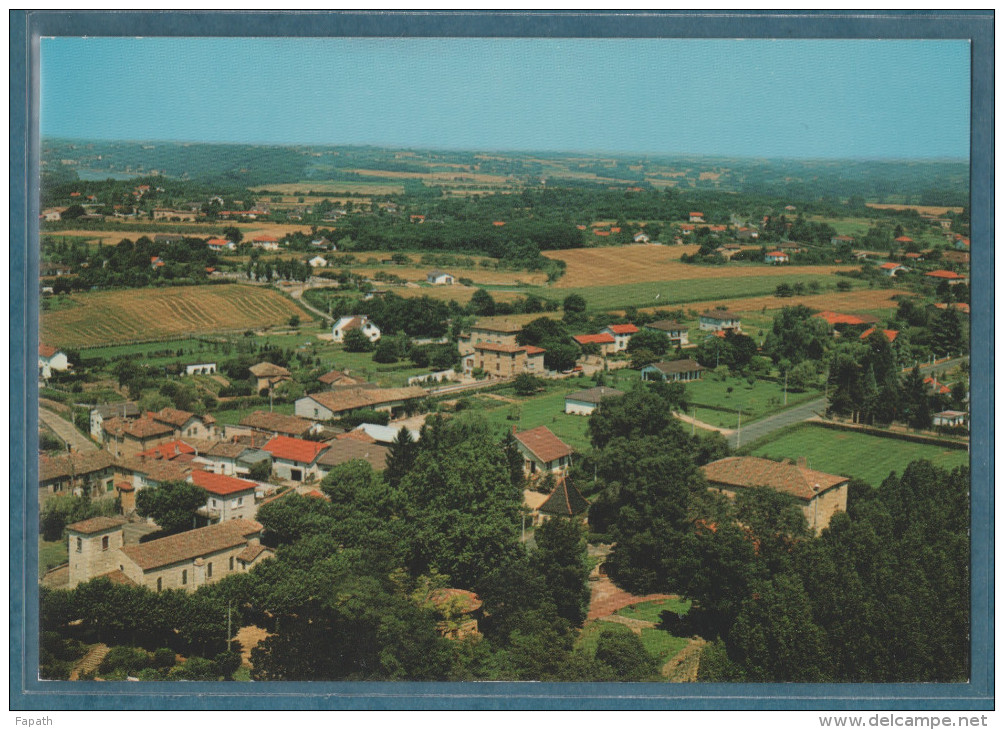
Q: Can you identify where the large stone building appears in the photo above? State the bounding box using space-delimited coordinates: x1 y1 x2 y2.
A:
294 386 427 421
701 456 849 534
462 343 546 378
66 517 271 591
457 318 523 356
39 451 117 504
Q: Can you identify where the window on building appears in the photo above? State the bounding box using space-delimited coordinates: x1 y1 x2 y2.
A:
207 562 213 578
75 537 82 553
314 408 319 418
229 556 234 571
182 569 187 585
237 497 243 506
101 535 109 551
157 578 162 592
212 499 217 507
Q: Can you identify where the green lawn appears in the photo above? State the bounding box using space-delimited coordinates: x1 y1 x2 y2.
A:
615 598 692 624
683 376 823 429
39 539 68 577
577 622 690 668
751 424 969 486
544 273 851 312
461 384 594 452
213 402 296 426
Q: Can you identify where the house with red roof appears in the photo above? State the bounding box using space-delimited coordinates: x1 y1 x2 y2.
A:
764 251 789 264
689 212 705 223
191 471 258 523
894 236 914 244
860 328 899 343
924 377 951 396
572 332 617 355
925 270 968 285
206 237 233 252
263 435 329 482
251 235 280 250
38 344 69 380
599 323 639 351
879 262 909 277
513 426 574 478
814 311 879 329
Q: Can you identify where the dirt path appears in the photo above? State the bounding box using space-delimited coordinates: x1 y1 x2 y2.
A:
586 576 678 621
69 643 109 680
662 638 707 682
673 411 735 435
597 614 654 634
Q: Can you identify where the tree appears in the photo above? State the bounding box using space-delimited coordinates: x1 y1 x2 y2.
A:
470 288 496 316
222 226 243 244
763 306 830 365
531 518 591 627
561 294 588 326
901 366 933 430
372 339 400 364
248 459 272 482
513 373 543 396
288 314 300 328
135 481 206 535
626 328 670 357
593 629 658 681
930 307 964 357
342 328 373 353
385 427 418 488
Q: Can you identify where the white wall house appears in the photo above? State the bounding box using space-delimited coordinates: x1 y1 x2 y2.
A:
39 345 69 380
185 362 217 375
426 270 455 285
332 315 381 343
308 255 328 268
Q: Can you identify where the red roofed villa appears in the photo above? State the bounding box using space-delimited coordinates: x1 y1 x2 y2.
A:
191 470 258 522
263 435 328 482
572 332 617 355
599 323 639 351
513 426 574 478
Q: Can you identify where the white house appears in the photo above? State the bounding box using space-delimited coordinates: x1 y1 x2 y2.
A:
185 362 217 375
308 255 328 268
699 309 742 333
764 251 789 264
879 262 909 277
251 236 280 251
191 470 258 523
689 212 705 223
564 387 625 416
332 315 381 343
598 324 639 352
644 320 690 347
90 402 141 441
933 410 968 428
39 344 69 380
262 435 329 482
426 270 455 286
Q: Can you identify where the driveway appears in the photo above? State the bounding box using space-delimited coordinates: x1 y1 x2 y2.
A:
39 407 98 452
728 396 827 449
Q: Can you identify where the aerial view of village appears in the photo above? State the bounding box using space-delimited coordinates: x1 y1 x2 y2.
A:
35 37 972 684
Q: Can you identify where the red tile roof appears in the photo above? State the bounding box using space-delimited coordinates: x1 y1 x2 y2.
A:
65 515 127 535
573 333 616 345
191 470 257 496
894 236 914 243
814 311 878 327
492 221 506 226
263 435 328 464
925 270 966 280
104 416 174 439
38 344 60 358
207 238 229 246
137 440 197 461
860 328 899 342
924 377 951 395
514 426 574 464
604 324 639 335
702 456 847 501
879 262 905 270
689 212 703 217
766 251 788 257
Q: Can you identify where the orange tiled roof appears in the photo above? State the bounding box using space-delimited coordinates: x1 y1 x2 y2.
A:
264 435 328 464
604 324 639 334
120 519 263 571
702 456 847 501
860 328 899 342
514 426 574 464
573 333 616 345
65 515 127 534
191 470 257 496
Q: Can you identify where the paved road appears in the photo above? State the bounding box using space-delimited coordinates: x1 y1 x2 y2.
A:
729 396 827 450
39 407 98 452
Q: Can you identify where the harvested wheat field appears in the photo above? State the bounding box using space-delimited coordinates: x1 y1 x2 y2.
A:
544 244 852 288
393 285 528 305
41 284 313 348
636 288 914 317
865 203 963 216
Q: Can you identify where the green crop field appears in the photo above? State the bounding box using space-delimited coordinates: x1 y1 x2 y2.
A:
549 274 848 312
683 376 823 429
750 424 969 486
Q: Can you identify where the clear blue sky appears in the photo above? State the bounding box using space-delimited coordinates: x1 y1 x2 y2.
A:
41 37 970 159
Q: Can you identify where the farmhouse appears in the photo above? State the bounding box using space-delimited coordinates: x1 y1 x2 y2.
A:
641 359 706 383
458 318 523 356
513 426 574 478
426 270 455 286
764 251 789 264
263 435 329 482
152 209 198 221
39 451 116 504
925 269 968 285
251 235 280 250
933 410 968 428
644 320 690 347
239 410 318 439
316 439 390 475
101 416 176 459
185 362 217 375
599 323 639 351
67 517 270 591
318 369 367 389
564 386 625 416
830 235 855 245
151 407 218 440
462 343 546 378
633 232 651 243
249 362 292 392
90 402 141 440
702 456 849 534
308 255 328 268
572 333 617 355
332 315 382 343
206 238 234 252
191 471 258 523
699 308 742 333
295 386 427 421
689 212 705 223
879 262 909 277
38 344 69 380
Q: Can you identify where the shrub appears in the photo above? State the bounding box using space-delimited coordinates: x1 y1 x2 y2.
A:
98 646 151 675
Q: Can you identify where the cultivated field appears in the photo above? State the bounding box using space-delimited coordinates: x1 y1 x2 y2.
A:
344 169 513 185
751 424 969 486
251 182 405 195
543 244 852 289
51 222 316 246
349 266 549 287
865 203 964 216
41 284 313 348
644 288 914 318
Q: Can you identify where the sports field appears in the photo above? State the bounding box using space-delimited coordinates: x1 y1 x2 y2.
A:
41 284 313 348
750 423 969 486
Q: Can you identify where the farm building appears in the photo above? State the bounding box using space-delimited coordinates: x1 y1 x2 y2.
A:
426 270 455 285
702 456 849 534
641 359 706 383
572 333 617 355
564 386 625 416
644 320 690 347
599 323 639 351
318 369 366 388
39 451 116 505
308 255 328 268
249 362 293 392
90 402 141 441
933 410 968 428
316 439 390 475
262 435 329 482
192 471 258 523
513 426 574 478
66 517 271 591
925 270 968 285
295 386 427 421
830 235 855 245
185 362 217 375
764 251 789 264
38 344 69 380
332 315 381 343
206 238 234 252
699 309 742 333
251 235 280 250
457 318 523 356
238 410 318 439
633 232 651 243
879 262 909 277
462 343 546 378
